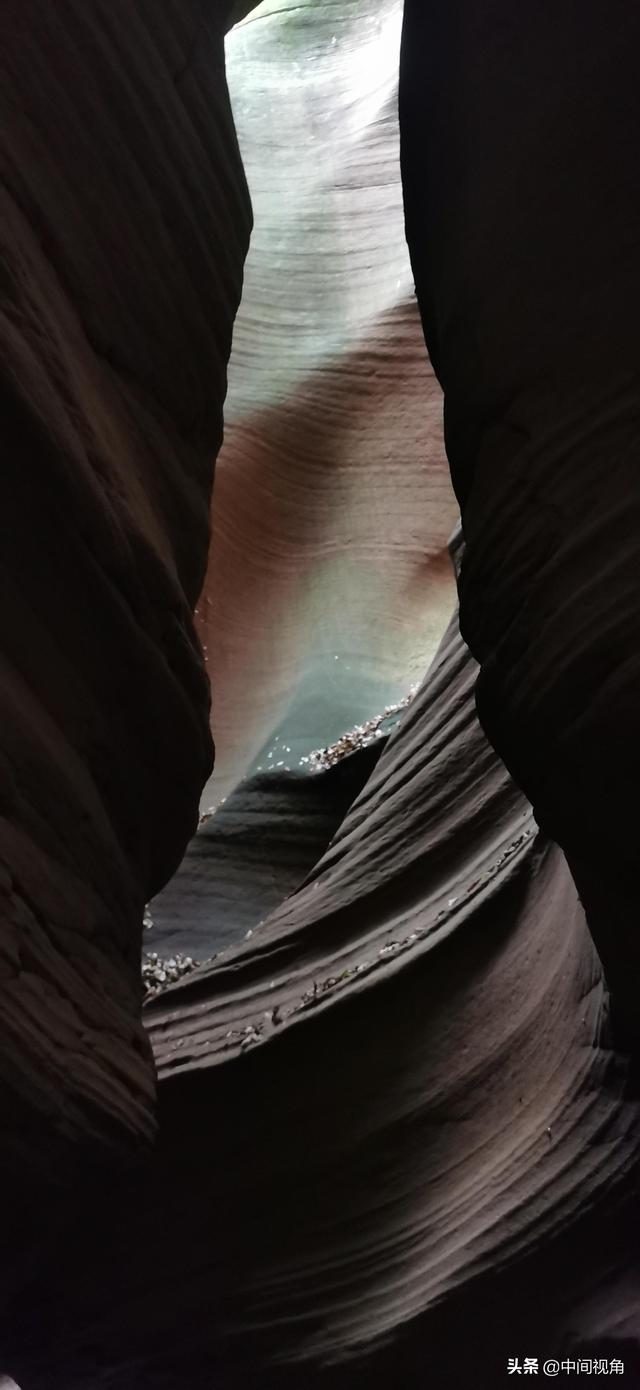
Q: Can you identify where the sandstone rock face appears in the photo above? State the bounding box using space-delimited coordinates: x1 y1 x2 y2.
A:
4 0 640 1384
0 0 250 1170
400 0 640 1036
197 0 458 802
6 597 640 1386
148 739 386 961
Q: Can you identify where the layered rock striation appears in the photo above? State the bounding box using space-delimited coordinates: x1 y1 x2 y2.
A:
198 0 458 801
400 0 640 1043
6 599 640 1386
3 0 640 1384
0 0 251 1171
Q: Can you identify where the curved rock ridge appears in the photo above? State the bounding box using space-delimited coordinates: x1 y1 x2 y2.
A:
400 0 640 1041
4 3 640 1384
8 607 639 1386
198 0 457 801
147 738 386 963
0 0 250 1167
117 608 636 1385
149 613 538 1074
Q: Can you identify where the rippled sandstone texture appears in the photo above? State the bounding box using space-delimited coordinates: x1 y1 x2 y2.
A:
4 0 640 1385
0 0 251 1173
400 0 640 1044
197 0 458 801
6 591 640 1388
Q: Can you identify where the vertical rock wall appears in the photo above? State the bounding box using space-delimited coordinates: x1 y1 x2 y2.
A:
197 0 457 802
400 0 640 1037
0 0 251 1169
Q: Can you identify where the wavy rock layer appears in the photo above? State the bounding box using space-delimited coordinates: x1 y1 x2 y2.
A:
400 0 640 1041
148 739 386 961
6 607 640 1387
0 0 250 1169
197 0 457 801
4 0 640 1383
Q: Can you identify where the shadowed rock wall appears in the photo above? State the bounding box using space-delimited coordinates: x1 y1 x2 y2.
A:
0 0 251 1170
5 602 640 1387
3 0 640 1385
400 0 640 1042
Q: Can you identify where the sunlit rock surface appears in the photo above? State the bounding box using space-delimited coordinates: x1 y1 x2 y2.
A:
198 0 457 801
3 0 640 1385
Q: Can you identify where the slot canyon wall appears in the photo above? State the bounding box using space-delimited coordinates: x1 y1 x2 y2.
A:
197 0 457 803
400 0 640 1050
2 0 640 1387
0 0 251 1178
